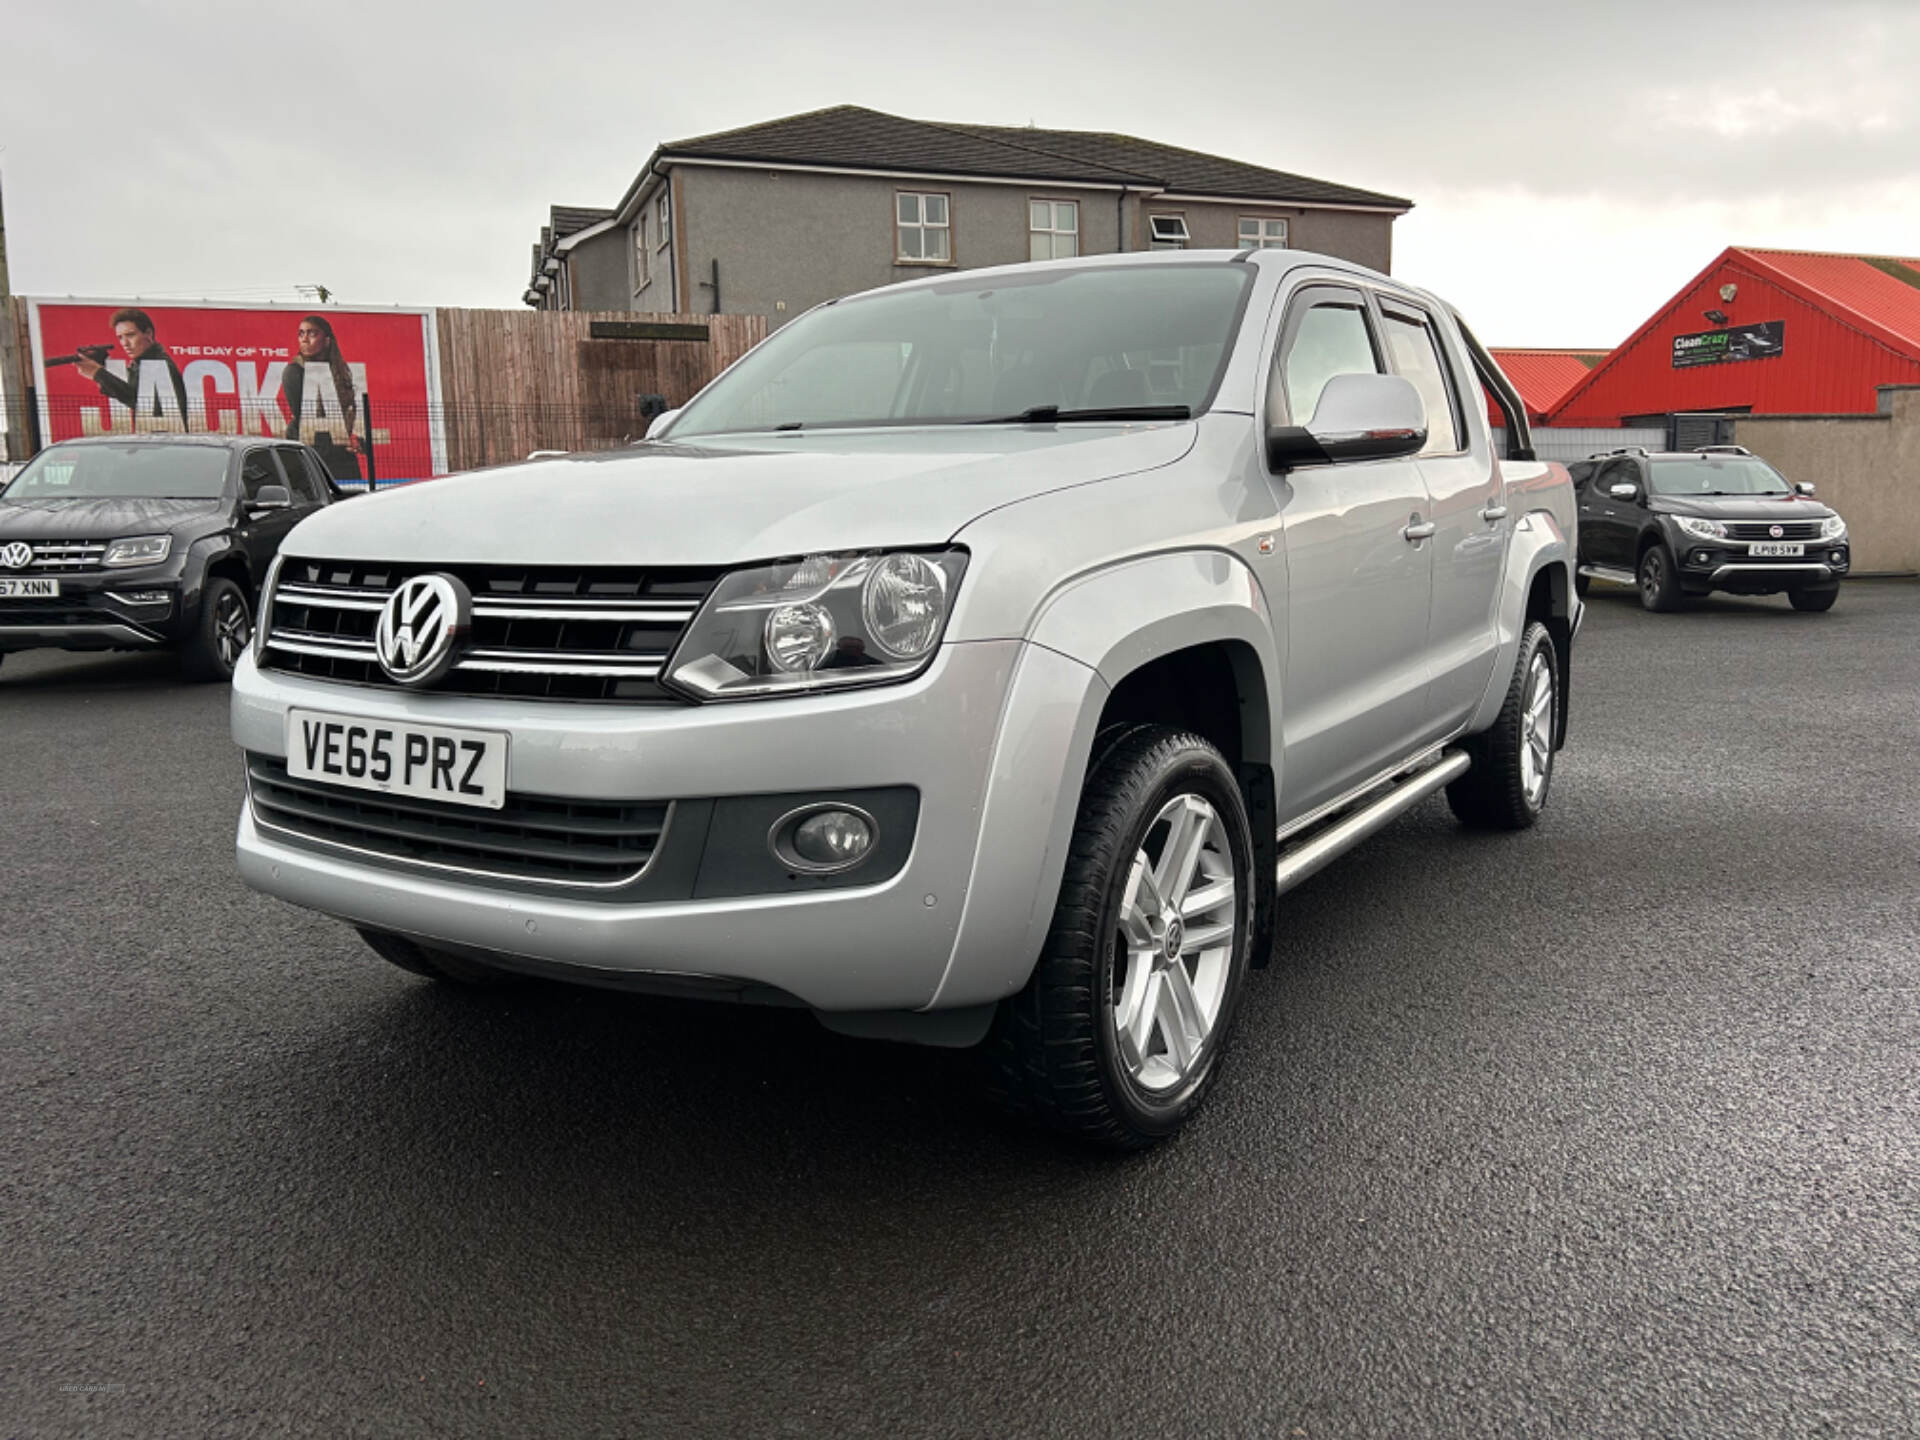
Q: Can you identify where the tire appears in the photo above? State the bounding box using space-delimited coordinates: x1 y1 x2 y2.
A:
980 726 1257 1150
1573 571 1591 598
1788 587 1839 612
1447 620 1558 831
1636 543 1683 613
181 577 252 682
355 927 519 986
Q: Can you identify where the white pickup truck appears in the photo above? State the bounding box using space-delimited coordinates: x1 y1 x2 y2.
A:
232 249 1579 1146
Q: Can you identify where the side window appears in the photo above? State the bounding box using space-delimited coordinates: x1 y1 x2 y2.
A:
1596 460 1638 496
1273 297 1381 427
1380 307 1463 454
239 449 280 501
277 447 322 503
301 450 336 501
1567 461 1595 492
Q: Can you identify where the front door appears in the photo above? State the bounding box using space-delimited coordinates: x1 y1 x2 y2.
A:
1585 458 1642 567
1266 286 1435 824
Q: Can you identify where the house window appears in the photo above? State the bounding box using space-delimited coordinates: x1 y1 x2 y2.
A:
634 217 649 288
897 192 950 262
1029 200 1078 261
1148 215 1190 250
1238 217 1289 250
656 193 671 249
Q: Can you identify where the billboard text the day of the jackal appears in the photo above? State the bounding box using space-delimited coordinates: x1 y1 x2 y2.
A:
27 299 445 482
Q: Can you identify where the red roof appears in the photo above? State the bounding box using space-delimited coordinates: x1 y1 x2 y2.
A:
1741 248 1920 354
1550 247 1920 424
1486 348 1608 421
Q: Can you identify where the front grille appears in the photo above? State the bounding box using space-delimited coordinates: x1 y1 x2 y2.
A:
27 540 108 572
246 754 670 887
1725 520 1823 541
261 560 722 702
0 601 99 626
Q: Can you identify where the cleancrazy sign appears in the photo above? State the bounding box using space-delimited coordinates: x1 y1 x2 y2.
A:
1671 320 1785 370
27 300 445 482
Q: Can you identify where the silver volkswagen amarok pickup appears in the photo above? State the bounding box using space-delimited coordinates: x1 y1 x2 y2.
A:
233 250 1579 1147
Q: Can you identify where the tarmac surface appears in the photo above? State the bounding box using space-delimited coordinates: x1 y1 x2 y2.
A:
2 580 1916 1438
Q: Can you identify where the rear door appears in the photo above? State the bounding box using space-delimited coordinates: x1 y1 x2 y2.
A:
1375 296 1503 740
1267 285 1435 823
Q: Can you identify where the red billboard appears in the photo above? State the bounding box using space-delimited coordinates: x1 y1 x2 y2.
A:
27 299 445 482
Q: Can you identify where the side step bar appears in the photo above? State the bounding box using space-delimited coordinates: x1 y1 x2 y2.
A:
1577 563 1637 586
1274 750 1471 896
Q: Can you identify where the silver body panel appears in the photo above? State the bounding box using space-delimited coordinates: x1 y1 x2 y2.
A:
233 249 1580 1018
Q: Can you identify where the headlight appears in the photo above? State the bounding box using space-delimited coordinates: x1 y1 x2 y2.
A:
1674 516 1727 541
102 534 173 567
253 553 285 663
1820 515 1847 540
665 549 967 700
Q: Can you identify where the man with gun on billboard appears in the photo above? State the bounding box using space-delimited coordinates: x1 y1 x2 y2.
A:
47 308 191 428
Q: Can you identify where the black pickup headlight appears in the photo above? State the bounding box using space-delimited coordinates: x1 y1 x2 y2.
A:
664 549 968 701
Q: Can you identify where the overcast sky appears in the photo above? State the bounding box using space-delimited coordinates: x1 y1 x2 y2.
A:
3 0 1915 345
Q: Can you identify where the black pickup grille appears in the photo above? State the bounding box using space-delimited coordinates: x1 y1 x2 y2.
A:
261 560 722 702
1724 520 1824 541
246 754 670 886
27 540 109 572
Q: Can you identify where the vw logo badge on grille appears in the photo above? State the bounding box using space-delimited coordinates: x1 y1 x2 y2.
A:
1769 524 1784 539
375 573 471 686
0 542 31 571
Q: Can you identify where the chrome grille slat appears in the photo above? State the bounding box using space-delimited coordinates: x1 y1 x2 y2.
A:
24 541 109 573
260 558 720 702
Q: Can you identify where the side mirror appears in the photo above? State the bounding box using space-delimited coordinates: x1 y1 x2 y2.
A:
1266 373 1427 470
1608 482 1639 501
249 485 292 512
1794 480 1816 496
645 408 682 441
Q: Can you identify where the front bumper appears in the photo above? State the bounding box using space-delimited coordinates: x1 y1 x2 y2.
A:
1676 539 1849 593
232 640 1025 1012
0 563 187 650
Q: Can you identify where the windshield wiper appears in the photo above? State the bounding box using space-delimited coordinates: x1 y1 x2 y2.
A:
971 404 1193 425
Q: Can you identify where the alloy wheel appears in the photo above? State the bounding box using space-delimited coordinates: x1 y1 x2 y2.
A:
1640 551 1663 605
1110 793 1238 1093
1519 650 1553 808
215 591 251 669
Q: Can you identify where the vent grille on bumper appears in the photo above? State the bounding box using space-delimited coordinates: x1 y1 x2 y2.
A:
260 560 723 701
246 754 670 886
1725 520 1823 541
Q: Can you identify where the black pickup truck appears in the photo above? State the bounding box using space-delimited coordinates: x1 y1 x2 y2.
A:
1572 446 1849 612
0 434 346 679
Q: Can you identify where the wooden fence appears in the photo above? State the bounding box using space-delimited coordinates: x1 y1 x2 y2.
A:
434 309 767 471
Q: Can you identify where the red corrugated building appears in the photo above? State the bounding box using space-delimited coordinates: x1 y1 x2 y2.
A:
1551 247 1920 426
1486 348 1609 425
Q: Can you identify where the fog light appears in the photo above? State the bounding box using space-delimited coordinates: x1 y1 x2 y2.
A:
1693 550 1714 566
772 804 878 873
794 809 873 867
1830 549 1849 568
108 590 171 607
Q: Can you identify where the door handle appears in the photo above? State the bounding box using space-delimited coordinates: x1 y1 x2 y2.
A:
1403 520 1436 542
1481 503 1508 522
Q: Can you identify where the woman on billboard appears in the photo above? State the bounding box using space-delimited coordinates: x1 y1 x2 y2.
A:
279 315 364 481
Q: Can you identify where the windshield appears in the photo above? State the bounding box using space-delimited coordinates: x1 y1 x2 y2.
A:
1649 456 1791 497
1 444 230 501
667 263 1256 438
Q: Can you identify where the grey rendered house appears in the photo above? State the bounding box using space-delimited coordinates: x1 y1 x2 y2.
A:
524 105 1412 325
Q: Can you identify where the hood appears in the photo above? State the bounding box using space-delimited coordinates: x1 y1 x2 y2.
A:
1650 493 1836 521
284 423 1199 566
0 495 227 541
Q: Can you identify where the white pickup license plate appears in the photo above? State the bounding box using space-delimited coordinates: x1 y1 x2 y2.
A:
0 578 57 597
1748 541 1805 558
286 708 508 810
